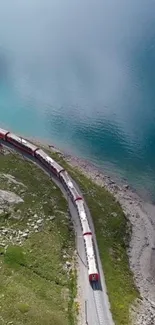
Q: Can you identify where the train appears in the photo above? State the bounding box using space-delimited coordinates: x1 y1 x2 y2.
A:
0 127 99 282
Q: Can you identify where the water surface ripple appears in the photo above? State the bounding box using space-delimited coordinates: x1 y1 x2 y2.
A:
0 0 155 200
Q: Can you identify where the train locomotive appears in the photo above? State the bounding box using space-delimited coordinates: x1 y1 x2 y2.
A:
0 127 99 282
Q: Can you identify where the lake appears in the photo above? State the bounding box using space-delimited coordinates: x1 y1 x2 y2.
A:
0 0 155 200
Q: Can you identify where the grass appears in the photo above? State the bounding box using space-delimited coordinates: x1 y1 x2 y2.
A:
0 151 77 325
42 148 139 325
0 144 139 325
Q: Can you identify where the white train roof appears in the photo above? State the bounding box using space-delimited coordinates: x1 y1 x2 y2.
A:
81 219 91 235
61 171 74 188
36 149 64 172
36 149 49 159
46 155 63 172
80 210 86 220
76 199 84 211
84 235 98 275
88 260 98 276
84 235 94 258
69 185 82 200
7 133 38 150
61 172 82 198
8 133 27 144
77 204 87 222
46 156 54 163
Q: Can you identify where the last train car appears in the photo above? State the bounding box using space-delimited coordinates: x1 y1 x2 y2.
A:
84 234 99 282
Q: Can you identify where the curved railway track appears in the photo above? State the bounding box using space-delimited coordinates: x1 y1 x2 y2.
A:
0 136 114 325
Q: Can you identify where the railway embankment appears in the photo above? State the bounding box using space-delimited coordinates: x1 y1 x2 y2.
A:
0 149 77 325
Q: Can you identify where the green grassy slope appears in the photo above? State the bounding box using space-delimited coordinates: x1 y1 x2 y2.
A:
0 152 76 325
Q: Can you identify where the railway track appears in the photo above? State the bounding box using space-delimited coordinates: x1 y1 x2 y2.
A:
0 138 114 325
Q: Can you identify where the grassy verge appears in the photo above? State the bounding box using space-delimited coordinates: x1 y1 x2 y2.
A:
44 149 139 325
0 152 77 325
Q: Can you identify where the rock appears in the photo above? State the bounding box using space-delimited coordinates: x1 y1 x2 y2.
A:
33 214 38 219
36 219 43 224
66 261 71 268
123 184 129 189
49 216 55 221
109 179 115 185
2 229 8 234
33 225 38 230
0 243 5 247
111 212 117 217
22 233 28 239
0 189 24 204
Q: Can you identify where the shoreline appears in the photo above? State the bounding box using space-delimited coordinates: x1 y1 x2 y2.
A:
20 135 155 324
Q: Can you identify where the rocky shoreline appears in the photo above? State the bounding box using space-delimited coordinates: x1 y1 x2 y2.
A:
45 143 155 325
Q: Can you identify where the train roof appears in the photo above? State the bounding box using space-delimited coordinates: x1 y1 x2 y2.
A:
7 133 27 144
84 235 98 275
7 133 38 150
46 155 64 172
36 149 55 162
81 219 91 234
84 235 94 258
61 171 74 188
76 200 85 213
36 149 48 159
70 186 82 200
78 207 87 221
36 149 64 172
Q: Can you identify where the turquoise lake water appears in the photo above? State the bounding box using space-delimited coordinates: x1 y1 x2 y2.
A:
0 0 155 200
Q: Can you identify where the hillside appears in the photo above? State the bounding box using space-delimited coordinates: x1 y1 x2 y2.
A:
0 148 76 325
0 139 153 325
